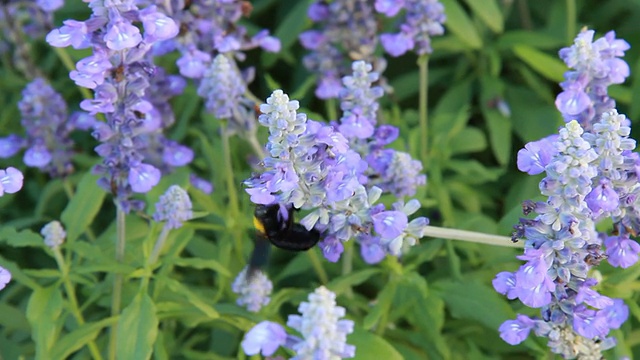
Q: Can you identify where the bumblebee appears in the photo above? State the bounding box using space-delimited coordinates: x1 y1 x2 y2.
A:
248 204 320 275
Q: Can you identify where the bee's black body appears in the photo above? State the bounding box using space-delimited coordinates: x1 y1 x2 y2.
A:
248 204 320 277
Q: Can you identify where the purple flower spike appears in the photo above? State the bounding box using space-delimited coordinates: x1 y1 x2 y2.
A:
379 0 446 56
241 321 287 356
154 185 193 230
0 167 24 196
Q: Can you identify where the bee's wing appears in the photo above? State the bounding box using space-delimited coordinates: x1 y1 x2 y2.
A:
247 232 271 279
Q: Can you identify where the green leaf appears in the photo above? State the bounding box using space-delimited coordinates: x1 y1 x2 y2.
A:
262 0 312 67
327 269 381 295
464 0 503 33
363 281 397 330
26 286 63 359
439 0 482 49
163 277 220 319
449 127 487 154
50 316 118 359
172 257 232 277
483 109 511 165
350 327 403 360
433 280 513 329
61 172 106 243
497 30 563 50
446 159 504 183
0 227 43 248
116 293 158 360
512 45 565 83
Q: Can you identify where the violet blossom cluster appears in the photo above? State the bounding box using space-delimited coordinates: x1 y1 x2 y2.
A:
244 86 428 263
1 0 62 74
231 266 273 313
0 78 96 177
299 0 385 99
555 29 630 130
150 0 280 137
241 286 355 359
46 0 192 212
338 61 426 198
376 0 446 57
497 29 640 358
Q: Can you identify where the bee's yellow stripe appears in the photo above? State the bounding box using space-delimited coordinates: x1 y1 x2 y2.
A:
253 216 266 235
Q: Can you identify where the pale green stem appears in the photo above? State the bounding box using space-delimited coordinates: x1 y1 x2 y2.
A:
52 47 93 100
53 248 103 360
147 224 171 267
220 121 243 262
418 55 429 164
565 0 576 43
307 249 329 285
108 206 126 360
341 241 354 298
423 225 522 247
326 98 338 121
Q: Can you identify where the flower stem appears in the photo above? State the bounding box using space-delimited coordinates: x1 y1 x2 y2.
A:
326 98 338 122
220 121 243 262
418 55 429 165
53 248 103 360
147 224 171 266
307 249 329 284
423 225 522 247
52 47 94 100
108 206 126 360
341 241 354 298
565 0 576 43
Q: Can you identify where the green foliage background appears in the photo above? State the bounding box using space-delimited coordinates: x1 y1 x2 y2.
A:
1 0 640 359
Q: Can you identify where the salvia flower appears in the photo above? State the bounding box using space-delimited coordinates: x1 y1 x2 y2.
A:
556 29 630 129
41 220 66 249
0 167 24 196
378 0 446 57
0 266 11 291
300 0 386 99
241 286 355 359
153 0 280 79
46 0 190 212
0 78 95 177
338 61 383 139
495 120 633 356
153 185 193 230
232 266 273 313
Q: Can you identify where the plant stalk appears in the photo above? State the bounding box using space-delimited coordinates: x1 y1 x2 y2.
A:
108 206 126 360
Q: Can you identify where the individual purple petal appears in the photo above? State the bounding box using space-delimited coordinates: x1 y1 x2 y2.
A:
516 136 559 175
128 163 160 193
380 32 414 57
585 179 619 213
139 6 179 42
0 135 26 158
492 271 517 300
46 20 90 49
299 30 325 50
190 174 213 194
359 235 386 264
162 143 194 167
498 315 534 345
241 321 287 356
375 0 405 16
307 2 329 21
555 89 591 116
605 235 640 268
177 49 211 78
0 167 24 195
372 211 408 239
573 306 609 339
0 266 11 290
515 276 554 308
104 20 143 50
319 235 344 262
316 76 343 99
601 299 629 329
24 145 52 167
